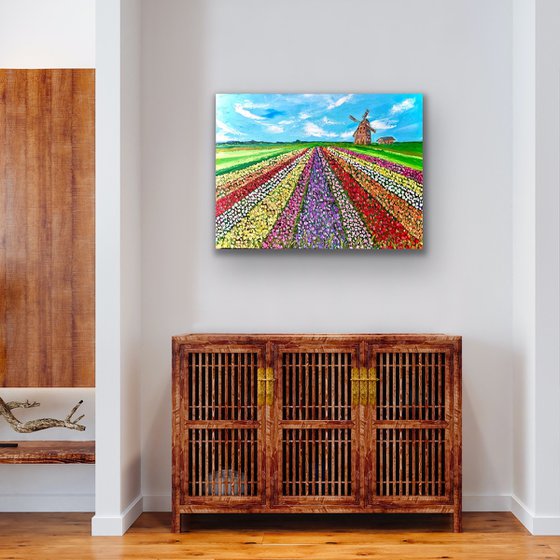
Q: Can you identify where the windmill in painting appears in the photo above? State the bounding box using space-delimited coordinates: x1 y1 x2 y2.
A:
349 109 376 145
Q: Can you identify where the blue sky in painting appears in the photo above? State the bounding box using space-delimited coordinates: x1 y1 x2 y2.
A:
216 93 423 143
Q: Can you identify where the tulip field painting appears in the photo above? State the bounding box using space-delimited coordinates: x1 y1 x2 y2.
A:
216 93 423 250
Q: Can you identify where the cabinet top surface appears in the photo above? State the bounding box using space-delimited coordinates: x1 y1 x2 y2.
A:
173 333 462 343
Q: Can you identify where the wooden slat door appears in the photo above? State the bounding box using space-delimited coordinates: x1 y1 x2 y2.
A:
174 342 267 511
365 343 455 507
270 341 362 508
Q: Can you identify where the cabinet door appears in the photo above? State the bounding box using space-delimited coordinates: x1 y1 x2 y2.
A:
176 343 267 509
270 341 361 507
366 345 454 506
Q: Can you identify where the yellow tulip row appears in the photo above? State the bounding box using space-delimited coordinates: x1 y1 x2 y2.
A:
331 148 423 197
217 151 312 249
216 150 304 198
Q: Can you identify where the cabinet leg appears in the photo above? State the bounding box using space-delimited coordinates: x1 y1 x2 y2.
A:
453 509 462 533
172 512 182 533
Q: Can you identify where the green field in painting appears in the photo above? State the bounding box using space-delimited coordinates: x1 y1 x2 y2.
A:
347 142 423 170
216 141 423 173
216 145 298 175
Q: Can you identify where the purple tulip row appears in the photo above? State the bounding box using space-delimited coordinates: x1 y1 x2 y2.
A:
293 148 346 249
316 149 376 249
261 150 315 249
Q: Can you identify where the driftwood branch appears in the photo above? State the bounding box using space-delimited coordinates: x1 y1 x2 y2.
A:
5 400 40 411
0 395 86 433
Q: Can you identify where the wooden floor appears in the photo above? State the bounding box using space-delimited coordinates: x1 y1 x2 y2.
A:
0 512 559 559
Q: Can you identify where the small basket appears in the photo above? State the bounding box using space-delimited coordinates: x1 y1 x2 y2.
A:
205 469 247 496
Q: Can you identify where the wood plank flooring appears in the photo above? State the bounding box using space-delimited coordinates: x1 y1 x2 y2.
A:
0 512 559 559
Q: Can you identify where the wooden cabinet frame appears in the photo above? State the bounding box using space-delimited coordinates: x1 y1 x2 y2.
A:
172 334 462 532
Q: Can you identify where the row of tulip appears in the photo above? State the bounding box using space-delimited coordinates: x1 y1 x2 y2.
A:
215 146 423 249
333 147 423 197
262 151 315 249
325 149 423 240
329 148 423 210
323 149 422 249
292 148 346 249
216 150 308 215
216 151 313 248
317 149 376 249
336 146 423 185
216 149 306 198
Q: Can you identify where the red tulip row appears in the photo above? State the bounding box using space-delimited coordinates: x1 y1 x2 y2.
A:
324 150 422 249
216 149 309 216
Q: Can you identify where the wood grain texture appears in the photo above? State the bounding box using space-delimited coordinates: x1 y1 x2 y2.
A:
172 334 462 533
0 440 94 463
0 69 94 387
0 512 559 559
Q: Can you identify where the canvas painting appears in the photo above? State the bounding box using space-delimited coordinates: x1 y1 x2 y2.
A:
215 93 423 250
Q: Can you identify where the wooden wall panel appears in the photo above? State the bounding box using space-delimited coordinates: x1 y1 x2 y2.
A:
0 69 94 387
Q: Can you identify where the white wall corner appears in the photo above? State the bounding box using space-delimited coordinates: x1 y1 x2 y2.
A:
92 494 143 536
512 494 560 535
511 494 534 533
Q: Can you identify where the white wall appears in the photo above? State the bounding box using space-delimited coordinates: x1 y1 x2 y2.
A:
140 0 514 510
512 0 560 535
0 0 95 512
512 0 536 523
120 0 143 524
0 0 95 68
534 0 560 530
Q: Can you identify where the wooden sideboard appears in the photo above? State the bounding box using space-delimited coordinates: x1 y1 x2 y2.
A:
172 334 462 532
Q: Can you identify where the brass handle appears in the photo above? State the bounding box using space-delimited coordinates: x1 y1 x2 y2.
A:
266 367 274 405
257 367 275 405
352 368 369 405
360 367 368 405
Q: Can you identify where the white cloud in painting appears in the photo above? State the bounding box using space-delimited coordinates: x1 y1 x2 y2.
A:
327 94 353 110
370 118 397 131
242 100 269 109
304 122 338 138
266 125 284 133
339 131 354 139
216 119 245 142
390 98 415 114
299 112 310 120
216 119 243 136
235 103 266 120
278 119 294 125
321 116 337 125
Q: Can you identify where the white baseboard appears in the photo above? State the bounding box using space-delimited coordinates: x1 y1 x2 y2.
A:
511 494 560 535
143 494 171 512
511 494 534 532
91 494 143 536
0 493 94 512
